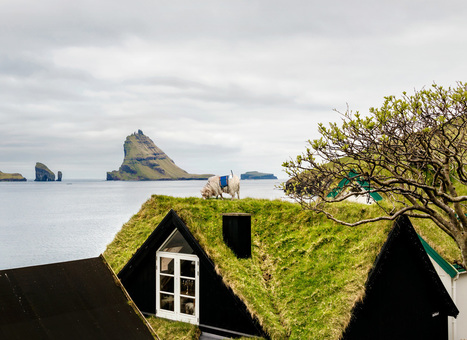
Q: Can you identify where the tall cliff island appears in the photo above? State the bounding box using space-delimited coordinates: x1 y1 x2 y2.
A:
107 130 213 181
35 162 56 181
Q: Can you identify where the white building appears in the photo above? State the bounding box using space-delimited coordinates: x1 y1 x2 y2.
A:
420 236 467 340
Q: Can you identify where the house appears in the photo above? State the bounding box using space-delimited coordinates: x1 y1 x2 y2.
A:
117 210 267 339
327 170 383 204
0 256 156 339
341 215 458 339
104 196 462 339
419 236 467 340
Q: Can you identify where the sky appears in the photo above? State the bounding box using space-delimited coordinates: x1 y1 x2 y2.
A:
1 0 467 180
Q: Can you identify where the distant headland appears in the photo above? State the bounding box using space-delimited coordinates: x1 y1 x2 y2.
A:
1 163 62 182
106 130 213 181
0 171 27 182
241 171 277 180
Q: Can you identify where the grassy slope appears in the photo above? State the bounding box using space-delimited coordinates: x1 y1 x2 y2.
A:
124 135 188 179
146 317 200 340
0 171 26 181
104 196 460 339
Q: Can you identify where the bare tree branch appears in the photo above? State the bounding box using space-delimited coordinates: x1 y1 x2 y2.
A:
284 83 467 266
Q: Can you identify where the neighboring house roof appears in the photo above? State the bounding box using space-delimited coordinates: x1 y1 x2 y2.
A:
419 235 461 279
0 256 155 340
327 170 383 202
104 196 461 339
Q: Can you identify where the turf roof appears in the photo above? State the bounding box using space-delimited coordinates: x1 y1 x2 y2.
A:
104 195 461 340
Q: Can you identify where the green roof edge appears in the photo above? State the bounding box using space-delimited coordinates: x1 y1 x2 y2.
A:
327 171 383 201
418 234 459 278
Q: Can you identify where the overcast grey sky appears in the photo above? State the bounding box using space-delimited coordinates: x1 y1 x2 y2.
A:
1 0 467 179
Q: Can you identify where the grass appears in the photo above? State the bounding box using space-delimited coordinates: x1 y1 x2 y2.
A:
146 317 200 340
104 196 461 339
0 171 26 181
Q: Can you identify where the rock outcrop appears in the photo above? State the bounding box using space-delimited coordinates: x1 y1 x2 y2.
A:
35 162 55 181
57 171 62 182
241 171 278 180
107 130 213 181
0 171 27 182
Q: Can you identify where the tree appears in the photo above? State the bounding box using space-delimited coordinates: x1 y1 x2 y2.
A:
283 83 467 266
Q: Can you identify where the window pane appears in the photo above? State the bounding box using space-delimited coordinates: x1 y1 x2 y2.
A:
160 293 174 311
180 297 195 315
160 275 174 293
180 260 195 278
180 278 195 297
160 257 174 275
159 230 194 254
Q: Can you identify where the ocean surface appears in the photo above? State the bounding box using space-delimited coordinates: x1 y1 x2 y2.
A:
0 179 287 270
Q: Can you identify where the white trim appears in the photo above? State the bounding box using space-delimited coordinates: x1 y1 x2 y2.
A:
159 229 178 251
200 332 226 339
199 324 258 338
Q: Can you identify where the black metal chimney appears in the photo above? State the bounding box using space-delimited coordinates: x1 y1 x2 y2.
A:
222 213 251 259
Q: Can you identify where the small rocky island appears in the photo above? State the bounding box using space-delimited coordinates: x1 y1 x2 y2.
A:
35 162 57 181
107 130 212 181
241 171 278 180
0 171 27 182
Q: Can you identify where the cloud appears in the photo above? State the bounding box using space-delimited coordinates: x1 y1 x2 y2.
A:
2 0 467 179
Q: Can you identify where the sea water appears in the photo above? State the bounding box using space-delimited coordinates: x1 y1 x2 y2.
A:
0 179 287 269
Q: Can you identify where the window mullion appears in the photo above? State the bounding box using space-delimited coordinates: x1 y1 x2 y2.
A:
156 255 160 312
174 257 180 314
196 259 199 321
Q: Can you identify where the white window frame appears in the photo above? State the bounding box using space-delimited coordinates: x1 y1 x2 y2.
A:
156 248 200 324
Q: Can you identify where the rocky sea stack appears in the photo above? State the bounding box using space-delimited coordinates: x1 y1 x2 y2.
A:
107 130 212 181
35 162 55 181
0 171 27 182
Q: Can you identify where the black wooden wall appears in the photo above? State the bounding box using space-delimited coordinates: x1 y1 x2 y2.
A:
342 216 458 340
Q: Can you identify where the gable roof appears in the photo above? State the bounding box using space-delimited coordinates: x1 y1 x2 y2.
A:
119 209 204 281
342 215 458 339
362 215 458 316
118 209 268 338
0 256 155 340
104 195 462 339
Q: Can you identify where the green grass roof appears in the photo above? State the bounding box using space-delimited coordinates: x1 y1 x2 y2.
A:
104 195 461 339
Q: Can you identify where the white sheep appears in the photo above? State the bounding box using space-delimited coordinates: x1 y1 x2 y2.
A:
201 173 240 200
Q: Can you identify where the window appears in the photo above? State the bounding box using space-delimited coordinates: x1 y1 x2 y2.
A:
156 230 199 324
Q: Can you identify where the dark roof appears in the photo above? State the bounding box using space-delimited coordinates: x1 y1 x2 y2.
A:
0 256 155 340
